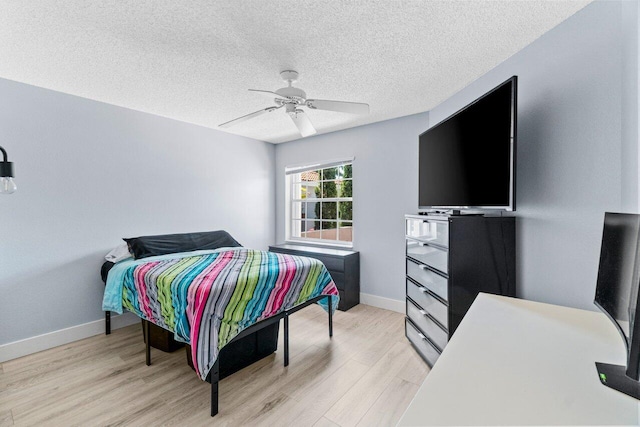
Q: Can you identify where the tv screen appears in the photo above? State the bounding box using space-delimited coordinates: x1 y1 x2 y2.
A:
419 76 517 211
595 212 640 379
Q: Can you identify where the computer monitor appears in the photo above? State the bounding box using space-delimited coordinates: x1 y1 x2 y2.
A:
594 212 640 399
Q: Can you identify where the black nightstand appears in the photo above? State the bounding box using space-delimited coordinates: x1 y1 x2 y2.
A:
269 244 360 311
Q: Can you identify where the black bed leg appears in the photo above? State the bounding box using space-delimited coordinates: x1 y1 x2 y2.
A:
145 320 151 366
284 314 289 367
105 311 111 335
328 295 333 338
210 359 220 417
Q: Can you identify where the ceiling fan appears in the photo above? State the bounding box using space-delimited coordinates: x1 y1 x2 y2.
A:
219 70 370 138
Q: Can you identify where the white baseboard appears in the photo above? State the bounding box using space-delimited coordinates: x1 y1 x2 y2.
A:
360 292 405 313
0 312 139 363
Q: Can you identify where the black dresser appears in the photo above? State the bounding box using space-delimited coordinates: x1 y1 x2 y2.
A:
405 214 516 367
268 244 360 311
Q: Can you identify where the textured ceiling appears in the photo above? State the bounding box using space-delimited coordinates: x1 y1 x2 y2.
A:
0 1 591 143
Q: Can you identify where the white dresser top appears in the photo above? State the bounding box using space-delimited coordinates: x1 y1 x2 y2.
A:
398 294 640 426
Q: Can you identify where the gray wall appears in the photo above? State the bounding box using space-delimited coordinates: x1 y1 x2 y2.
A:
275 112 429 302
276 0 638 311
428 0 636 310
0 78 275 345
621 0 639 213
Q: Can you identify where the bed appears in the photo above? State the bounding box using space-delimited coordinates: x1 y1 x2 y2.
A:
101 230 339 416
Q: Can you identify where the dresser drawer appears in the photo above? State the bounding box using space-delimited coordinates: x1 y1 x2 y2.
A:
316 257 343 272
406 299 448 351
406 218 449 248
406 259 448 301
406 239 448 274
271 249 345 272
406 278 448 329
330 271 345 291
406 318 440 368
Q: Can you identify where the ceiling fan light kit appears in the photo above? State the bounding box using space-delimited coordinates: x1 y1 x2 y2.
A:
219 70 370 138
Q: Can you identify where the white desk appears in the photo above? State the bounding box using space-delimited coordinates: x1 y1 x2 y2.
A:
398 294 640 426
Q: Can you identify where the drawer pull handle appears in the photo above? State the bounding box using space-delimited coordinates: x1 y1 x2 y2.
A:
418 287 429 294
418 265 429 270
418 242 427 247
418 333 428 341
419 309 428 316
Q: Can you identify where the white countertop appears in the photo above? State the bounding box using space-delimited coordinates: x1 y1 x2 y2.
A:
398 293 640 426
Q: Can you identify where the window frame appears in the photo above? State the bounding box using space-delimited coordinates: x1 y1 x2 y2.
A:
285 159 354 248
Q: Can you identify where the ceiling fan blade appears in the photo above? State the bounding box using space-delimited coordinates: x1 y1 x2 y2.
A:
219 105 281 128
248 89 289 101
306 99 370 115
290 111 317 137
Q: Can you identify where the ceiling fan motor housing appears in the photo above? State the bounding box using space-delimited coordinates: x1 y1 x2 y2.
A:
275 86 306 102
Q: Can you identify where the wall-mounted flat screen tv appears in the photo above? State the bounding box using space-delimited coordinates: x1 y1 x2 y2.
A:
419 76 517 211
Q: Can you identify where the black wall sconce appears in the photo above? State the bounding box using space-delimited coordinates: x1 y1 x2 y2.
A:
0 145 16 194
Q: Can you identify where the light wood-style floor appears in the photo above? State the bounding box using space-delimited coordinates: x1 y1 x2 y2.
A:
0 304 429 426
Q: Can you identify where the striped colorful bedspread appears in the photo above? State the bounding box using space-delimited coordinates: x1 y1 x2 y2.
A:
102 247 339 380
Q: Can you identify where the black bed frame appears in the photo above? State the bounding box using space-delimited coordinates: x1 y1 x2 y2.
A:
106 294 333 417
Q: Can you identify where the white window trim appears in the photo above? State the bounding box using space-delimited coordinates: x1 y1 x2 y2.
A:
285 158 354 248
285 157 354 175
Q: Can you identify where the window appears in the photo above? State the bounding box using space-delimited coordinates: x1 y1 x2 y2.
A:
286 159 353 246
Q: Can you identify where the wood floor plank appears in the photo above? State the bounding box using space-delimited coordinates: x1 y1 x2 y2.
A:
280 316 332 358
0 411 13 427
218 344 334 415
395 340 431 386
2 304 426 426
324 341 414 427
350 322 403 367
286 351 362 402
240 392 305 427
313 416 340 427
1 353 127 393
274 359 370 426
11 373 146 424
296 303 328 321
0 358 127 414
356 377 419 427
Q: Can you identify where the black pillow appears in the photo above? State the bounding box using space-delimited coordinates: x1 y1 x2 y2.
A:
124 230 242 260
100 261 115 283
